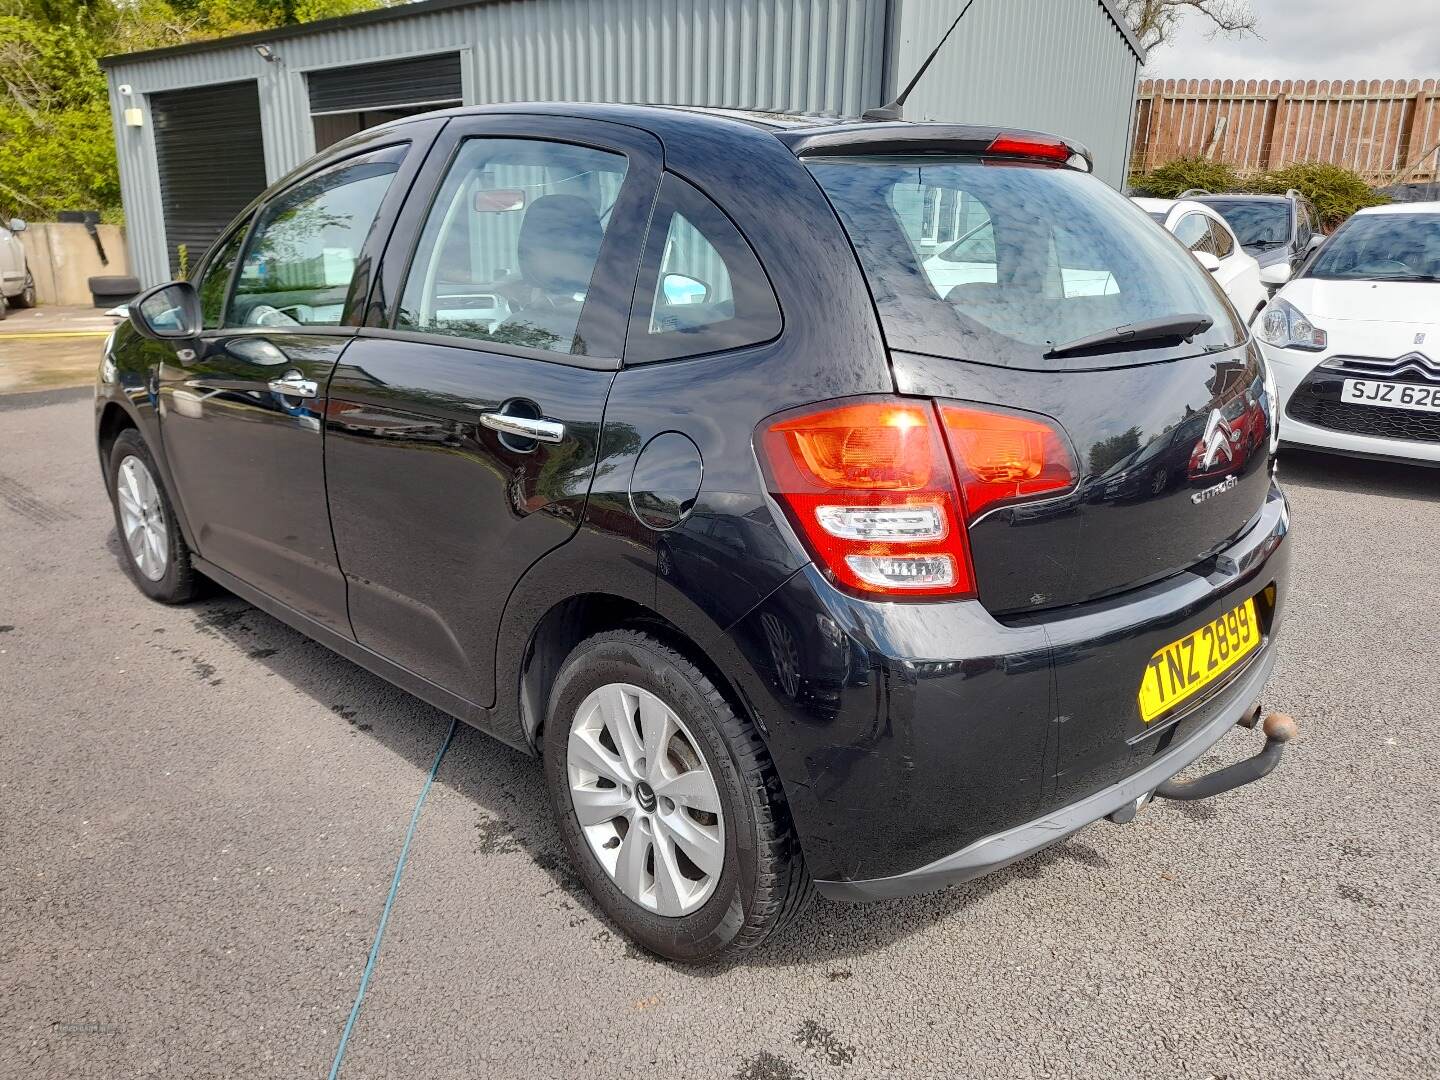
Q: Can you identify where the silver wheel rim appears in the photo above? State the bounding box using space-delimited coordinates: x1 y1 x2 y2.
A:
567 682 725 917
116 455 168 582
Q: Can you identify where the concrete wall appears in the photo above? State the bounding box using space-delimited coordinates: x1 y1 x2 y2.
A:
19 224 131 307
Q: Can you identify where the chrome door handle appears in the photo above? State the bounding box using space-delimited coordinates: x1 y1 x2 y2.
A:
478 412 565 443
267 371 318 399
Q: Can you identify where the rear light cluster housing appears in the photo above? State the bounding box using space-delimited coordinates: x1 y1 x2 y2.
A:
758 397 1076 599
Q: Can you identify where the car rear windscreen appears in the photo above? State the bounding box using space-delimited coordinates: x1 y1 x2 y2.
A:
807 157 1241 368
1207 200 1291 248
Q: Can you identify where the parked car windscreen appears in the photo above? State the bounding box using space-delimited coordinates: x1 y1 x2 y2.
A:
1303 212 1440 282
1207 200 1291 249
807 157 1240 367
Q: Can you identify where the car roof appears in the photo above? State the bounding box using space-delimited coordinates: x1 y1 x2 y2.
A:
350 100 1090 164
1354 201 1440 216
1193 193 1295 204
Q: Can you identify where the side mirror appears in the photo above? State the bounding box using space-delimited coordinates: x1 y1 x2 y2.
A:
1305 233 1325 253
1260 263 1293 288
661 273 709 305
1193 251 1222 274
129 280 202 341
8 218 25 233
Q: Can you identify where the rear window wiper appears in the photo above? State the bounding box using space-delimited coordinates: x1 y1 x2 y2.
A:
1044 314 1214 359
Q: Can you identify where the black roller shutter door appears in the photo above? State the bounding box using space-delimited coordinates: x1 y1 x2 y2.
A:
307 53 463 114
152 80 267 278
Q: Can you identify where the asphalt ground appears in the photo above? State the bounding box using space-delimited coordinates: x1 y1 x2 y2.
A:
3 387 1437 1079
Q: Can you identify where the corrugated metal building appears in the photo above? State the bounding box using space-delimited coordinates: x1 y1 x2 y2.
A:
102 0 1144 286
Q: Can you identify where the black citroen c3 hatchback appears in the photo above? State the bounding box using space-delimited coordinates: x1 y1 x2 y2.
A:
97 104 1295 961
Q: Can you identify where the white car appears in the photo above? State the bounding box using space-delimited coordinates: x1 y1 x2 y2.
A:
0 216 37 317
1256 202 1440 466
1134 198 1267 323
921 220 1118 297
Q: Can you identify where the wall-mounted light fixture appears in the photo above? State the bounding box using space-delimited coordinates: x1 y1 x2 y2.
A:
118 83 144 128
254 44 279 63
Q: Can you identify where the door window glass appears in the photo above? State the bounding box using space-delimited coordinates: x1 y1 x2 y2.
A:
631 174 781 363
1206 217 1235 258
227 149 401 328
397 138 628 354
1174 213 1216 255
196 221 250 329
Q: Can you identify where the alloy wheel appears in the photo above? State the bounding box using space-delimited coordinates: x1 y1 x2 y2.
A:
566 682 725 916
116 455 169 581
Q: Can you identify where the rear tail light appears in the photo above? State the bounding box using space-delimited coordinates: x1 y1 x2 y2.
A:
939 405 1076 519
758 398 1076 599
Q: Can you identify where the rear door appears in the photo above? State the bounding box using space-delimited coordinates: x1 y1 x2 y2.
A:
157 133 436 633
324 115 660 706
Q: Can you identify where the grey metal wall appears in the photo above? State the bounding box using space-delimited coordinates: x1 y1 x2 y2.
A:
888 0 1142 188
106 0 889 286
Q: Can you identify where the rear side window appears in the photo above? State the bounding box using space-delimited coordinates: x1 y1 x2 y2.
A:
627 174 781 364
396 137 628 355
227 147 402 328
807 157 1239 367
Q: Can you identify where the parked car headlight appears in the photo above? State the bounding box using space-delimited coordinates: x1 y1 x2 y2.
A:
1258 297 1327 351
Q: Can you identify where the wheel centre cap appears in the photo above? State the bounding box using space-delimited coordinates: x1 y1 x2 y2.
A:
635 780 657 812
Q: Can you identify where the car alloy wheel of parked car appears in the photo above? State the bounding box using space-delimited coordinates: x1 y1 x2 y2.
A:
96 103 1295 962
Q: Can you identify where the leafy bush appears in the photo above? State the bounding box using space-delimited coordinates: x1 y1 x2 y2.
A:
1249 162 1389 230
1128 157 1241 199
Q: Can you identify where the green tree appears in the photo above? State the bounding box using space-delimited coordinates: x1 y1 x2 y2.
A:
0 0 392 222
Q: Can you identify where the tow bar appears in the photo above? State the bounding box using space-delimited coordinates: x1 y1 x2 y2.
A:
1108 710 1297 823
1154 710 1298 802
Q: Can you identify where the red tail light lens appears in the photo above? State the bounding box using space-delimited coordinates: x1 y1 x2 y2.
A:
759 399 1077 599
985 134 1072 163
759 400 974 598
940 405 1076 519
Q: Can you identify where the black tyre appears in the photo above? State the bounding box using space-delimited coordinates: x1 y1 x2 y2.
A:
543 629 813 962
0 290 7 320
106 429 201 604
13 272 36 309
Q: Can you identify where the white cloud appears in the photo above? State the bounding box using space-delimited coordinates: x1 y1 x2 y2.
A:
1143 0 1440 80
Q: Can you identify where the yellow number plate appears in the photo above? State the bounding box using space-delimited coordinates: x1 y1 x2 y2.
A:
1138 597 1260 723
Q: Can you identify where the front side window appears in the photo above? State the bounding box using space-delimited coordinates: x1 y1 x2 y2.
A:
227 148 401 328
1304 212 1440 283
1207 217 1235 258
808 157 1239 367
196 220 250 329
1174 213 1216 255
397 138 628 355
630 174 781 363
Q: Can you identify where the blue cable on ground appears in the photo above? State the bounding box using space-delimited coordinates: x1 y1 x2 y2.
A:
328 717 458 1080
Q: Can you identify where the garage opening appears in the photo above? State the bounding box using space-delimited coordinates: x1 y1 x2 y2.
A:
151 80 268 278
308 53 463 150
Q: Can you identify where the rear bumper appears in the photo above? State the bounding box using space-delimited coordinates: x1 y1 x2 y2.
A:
815 641 1277 901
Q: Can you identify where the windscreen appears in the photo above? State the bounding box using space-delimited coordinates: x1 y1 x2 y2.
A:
808 157 1240 367
1304 212 1440 282
1208 200 1291 249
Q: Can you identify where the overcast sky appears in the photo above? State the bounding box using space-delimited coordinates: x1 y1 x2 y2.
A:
1143 0 1440 80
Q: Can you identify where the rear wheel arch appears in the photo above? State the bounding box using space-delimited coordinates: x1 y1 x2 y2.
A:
515 592 760 758
97 401 139 470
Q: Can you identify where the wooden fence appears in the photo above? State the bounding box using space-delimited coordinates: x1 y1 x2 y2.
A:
1132 78 1440 182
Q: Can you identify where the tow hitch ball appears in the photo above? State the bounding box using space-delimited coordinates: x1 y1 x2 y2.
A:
1109 710 1298 823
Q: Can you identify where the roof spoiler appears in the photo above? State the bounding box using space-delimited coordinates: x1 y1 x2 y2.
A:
775 124 1093 173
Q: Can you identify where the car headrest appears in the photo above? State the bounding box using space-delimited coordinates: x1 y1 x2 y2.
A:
517 194 604 296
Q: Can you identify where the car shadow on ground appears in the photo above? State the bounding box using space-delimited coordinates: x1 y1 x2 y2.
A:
1280 447 1438 502
109 530 1116 971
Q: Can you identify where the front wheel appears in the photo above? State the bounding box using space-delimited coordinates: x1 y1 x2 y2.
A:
543 630 813 962
12 272 37 309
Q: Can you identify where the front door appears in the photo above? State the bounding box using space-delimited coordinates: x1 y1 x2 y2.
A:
158 137 432 633
324 116 660 706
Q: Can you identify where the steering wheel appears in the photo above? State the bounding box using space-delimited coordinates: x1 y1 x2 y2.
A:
246 304 303 328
